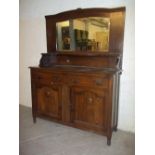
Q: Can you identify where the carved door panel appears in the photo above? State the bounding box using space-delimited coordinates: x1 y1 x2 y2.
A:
36 84 62 120
70 87 107 131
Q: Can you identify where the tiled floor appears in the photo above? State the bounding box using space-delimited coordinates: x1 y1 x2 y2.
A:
19 105 135 155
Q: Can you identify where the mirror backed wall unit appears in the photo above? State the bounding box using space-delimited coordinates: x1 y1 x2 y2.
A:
30 7 126 145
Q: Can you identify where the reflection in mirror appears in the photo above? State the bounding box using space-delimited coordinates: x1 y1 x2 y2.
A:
56 17 110 52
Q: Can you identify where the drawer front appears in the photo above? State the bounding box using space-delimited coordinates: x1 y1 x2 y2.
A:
31 70 109 88
31 70 64 85
31 71 52 80
68 75 109 88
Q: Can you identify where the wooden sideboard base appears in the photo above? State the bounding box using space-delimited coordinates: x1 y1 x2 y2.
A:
30 67 121 146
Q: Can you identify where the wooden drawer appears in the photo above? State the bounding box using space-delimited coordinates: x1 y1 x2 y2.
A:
68 75 109 88
31 70 108 88
31 70 52 80
31 70 64 85
31 70 109 88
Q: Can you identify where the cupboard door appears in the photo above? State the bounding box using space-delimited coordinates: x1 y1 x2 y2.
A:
36 84 62 120
70 87 107 132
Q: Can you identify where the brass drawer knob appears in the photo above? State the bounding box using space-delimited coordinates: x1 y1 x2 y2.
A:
47 91 50 95
72 79 79 84
95 79 103 85
45 91 51 97
66 59 70 63
52 76 61 82
88 97 93 103
51 81 54 85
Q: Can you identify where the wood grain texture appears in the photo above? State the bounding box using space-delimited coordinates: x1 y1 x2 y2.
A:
70 87 107 132
30 68 116 145
30 7 125 146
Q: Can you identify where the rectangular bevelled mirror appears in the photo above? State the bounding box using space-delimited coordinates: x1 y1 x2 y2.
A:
56 17 110 52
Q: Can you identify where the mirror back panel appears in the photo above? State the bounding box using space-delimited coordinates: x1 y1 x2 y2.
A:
56 17 110 52
45 7 125 53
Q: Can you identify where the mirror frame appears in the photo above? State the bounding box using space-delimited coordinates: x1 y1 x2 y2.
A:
45 7 126 54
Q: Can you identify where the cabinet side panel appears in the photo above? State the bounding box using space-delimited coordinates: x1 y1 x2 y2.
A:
107 75 114 139
109 11 125 53
112 73 120 131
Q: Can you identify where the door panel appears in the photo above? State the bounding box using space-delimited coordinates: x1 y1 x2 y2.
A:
71 87 107 131
36 84 62 120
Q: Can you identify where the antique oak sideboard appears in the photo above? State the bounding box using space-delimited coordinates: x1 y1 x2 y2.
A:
30 7 126 145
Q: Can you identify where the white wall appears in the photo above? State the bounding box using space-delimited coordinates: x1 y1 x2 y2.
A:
19 0 135 132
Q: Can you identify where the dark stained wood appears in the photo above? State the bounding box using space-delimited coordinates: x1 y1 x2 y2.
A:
30 7 125 146
39 54 122 69
45 7 126 62
109 11 126 53
36 84 62 120
45 7 125 21
70 87 108 132
61 85 70 123
46 18 56 51
106 76 114 146
30 67 119 145
56 51 121 56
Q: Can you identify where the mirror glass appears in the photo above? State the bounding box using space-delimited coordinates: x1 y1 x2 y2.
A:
56 17 110 52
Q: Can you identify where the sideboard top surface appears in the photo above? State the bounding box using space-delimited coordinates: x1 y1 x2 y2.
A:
30 66 121 75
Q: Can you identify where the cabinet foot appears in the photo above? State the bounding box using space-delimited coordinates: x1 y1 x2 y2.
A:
107 138 111 146
113 125 117 132
33 116 36 123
